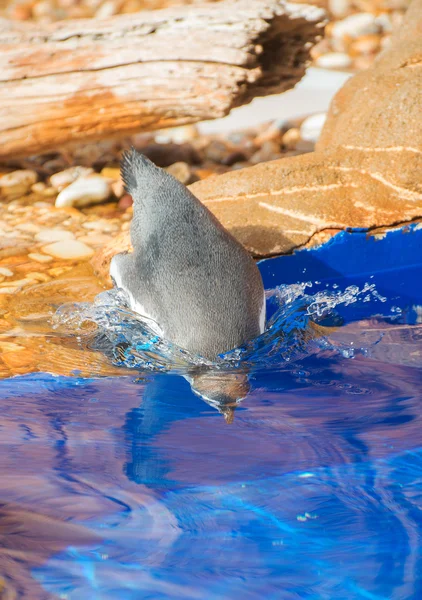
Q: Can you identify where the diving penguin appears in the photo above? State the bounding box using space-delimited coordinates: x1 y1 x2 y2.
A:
110 148 265 361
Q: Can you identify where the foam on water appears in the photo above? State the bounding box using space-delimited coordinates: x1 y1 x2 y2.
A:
53 281 389 373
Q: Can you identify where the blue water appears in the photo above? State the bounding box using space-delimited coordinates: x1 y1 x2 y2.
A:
1 226 422 599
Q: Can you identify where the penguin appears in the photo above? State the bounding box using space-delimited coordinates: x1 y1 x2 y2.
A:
110 147 265 361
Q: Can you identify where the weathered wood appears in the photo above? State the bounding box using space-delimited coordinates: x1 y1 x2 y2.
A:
0 0 325 159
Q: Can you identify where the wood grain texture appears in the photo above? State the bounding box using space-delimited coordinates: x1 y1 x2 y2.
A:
0 0 325 158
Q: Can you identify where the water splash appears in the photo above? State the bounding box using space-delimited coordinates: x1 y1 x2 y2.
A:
53 281 389 373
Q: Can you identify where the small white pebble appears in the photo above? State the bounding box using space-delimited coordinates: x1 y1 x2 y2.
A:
0 278 32 288
28 252 54 263
300 113 327 143
42 240 94 260
55 175 110 208
16 223 42 234
35 228 75 243
50 166 94 191
315 52 352 69
332 13 380 40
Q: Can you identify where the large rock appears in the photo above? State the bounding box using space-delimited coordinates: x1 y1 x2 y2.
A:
92 0 422 283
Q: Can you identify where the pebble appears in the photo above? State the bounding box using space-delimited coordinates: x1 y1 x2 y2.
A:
48 266 73 277
282 128 301 150
111 179 125 198
28 252 54 263
300 113 327 144
55 175 111 208
328 0 350 18
50 166 94 191
0 268 13 277
100 167 120 180
331 13 380 40
154 125 198 145
42 240 94 260
31 182 47 194
249 141 281 164
0 342 25 352
205 140 231 164
82 220 109 231
350 34 381 56
118 195 133 210
95 0 118 18
0 170 38 199
315 52 352 69
0 278 32 288
77 234 112 246
16 223 42 234
26 272 51 283
35 228 75 243
165 162 193 184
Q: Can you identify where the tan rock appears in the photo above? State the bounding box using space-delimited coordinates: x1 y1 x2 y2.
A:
0 169 38 200
42 240 94 260
92 0 422 281
55 176 111 208
35 228 75 243
28 252 54 263
165 162 194 185
50 166 94 191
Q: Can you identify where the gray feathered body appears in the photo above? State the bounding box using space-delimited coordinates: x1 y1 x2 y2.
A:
110 149 265 360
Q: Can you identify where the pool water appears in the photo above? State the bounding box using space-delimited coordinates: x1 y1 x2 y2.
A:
0 226 421 599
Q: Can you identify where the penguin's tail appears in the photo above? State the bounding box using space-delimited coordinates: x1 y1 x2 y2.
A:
120 147 159 195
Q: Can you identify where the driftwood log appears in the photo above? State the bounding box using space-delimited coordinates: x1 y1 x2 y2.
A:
92 0 422 282
0 0 325 159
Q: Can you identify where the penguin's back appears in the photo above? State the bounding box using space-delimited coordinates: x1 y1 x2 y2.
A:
111 149 265 360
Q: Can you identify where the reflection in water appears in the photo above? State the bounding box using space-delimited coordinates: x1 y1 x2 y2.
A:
0 354 421 599
0 246 422 597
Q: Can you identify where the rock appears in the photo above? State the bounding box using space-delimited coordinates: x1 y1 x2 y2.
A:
91 231 132 283
0 268 14 277
55 176 111 208
221 151 249 167
315 52 352 69
154 125 199 145
26 271 51 283
249 141 281 164
331 13 381 40
28 252 54 263
50 166 94 191
0 278 32 289
349 34 381 56
42 240 94 260
77 234 112 246
282 128 301 150
328 0 350 17
100 167 120 180
300 113 327 143
35 228 75 243
0 239 31 259
165 162 194 185
204 141 232 164
92 0 422 279
31 182 47 194
111 179 125 198
0 170 38 200
118 194 133 210
95 0 118 18
142 143 202 168
16 223 42 234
